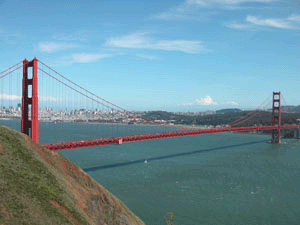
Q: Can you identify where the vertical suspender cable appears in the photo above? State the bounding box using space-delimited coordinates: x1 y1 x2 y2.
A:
17 67 20 131
9 69 12 129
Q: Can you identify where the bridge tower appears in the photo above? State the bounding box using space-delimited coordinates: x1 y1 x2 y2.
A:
272 92 281 143
21 58 39 143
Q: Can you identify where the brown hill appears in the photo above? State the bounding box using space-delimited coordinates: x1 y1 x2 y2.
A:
0 125 145 225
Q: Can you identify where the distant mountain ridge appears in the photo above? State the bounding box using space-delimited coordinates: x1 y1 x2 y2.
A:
214 106 300 114
281 105 300 113
216 108 242 114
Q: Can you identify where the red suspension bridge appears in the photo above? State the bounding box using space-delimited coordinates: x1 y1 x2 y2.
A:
1 58 299 151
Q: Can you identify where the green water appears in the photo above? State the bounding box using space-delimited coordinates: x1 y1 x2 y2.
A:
2 120 300 224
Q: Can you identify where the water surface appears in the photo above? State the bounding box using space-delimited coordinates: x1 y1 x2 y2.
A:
2 120 300 224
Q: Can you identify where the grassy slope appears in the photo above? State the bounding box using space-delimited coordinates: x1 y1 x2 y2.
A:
0 125 145 225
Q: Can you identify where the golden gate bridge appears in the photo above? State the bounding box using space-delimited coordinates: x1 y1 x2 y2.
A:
1 58 299 151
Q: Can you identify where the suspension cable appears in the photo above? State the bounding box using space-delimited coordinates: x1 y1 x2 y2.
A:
227 94 271 127
0 65 23 80
39 68 121 112
0 61 23 76
38 61 183 130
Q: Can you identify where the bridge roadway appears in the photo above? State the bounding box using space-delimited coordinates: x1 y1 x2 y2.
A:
42 125 300 151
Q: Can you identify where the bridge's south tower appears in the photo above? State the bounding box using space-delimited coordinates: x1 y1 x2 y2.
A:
21 58 39 143
272 92 281 143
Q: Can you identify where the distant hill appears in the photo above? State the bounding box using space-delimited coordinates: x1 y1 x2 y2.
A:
144 110 178 121
0 125 145 225
216 108 242 114
281 105 300 113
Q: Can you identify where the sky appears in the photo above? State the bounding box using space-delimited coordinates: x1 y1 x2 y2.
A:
0 0 300 111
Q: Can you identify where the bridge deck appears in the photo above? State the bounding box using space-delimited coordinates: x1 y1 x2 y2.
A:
42 125 300 151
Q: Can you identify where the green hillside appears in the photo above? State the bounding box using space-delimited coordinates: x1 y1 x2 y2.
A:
0 125 145 225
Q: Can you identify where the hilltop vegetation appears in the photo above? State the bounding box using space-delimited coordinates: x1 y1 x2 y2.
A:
144 110 300 127
0 125 145 225
281 105 300 113
216 108 242 114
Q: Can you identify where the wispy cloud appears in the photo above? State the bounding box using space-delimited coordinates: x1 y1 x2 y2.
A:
152 4 215 21
288 14 300 23
187 0 276 7
136 54 162 60
0 94 57 101
223 101 239 106
153 0 276 21
55 53 113 65
39 96 59 101
153 12 196 21
224 21 254 29
226 14 300 30
38 42 79 53
106 32 207 54
0 27 21 39
0 94 21 100
71 53 112 63
52 32 88 42
246 15 298 29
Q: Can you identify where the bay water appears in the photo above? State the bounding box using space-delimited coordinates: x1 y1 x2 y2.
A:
2 120 300 224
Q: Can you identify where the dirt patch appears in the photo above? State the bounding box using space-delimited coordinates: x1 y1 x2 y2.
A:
0 203 10 224
0 144 4 155
50 200 81 225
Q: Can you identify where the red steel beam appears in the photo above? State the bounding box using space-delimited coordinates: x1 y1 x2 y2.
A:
21 58 39 143
42 125 300 151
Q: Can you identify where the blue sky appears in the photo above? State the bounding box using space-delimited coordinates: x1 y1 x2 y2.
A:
0 0 300 111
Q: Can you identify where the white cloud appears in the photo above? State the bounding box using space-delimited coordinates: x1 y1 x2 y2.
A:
227 14 300 30
0 94 21 100
152 3 212 21
183 102 194 106
153 12 196 21
153 0 275 21
49 53 114 66
187 0 276 7
154 40 205 53
39 96 58 101
224 21 254 29
183 96 239 106
107 32 151 48
246 15 296 29
106 32 207 54
136 54 161 60
71 53 112 63
195 96 219 105
184 96 219 106
288 14 300 23
52 33 88 42
223 101 239 106
38 42 79 53
0 94 57 101
0 27 21 39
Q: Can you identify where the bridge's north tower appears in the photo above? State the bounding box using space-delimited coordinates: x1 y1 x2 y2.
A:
21 58 39 143
272 92 281 143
